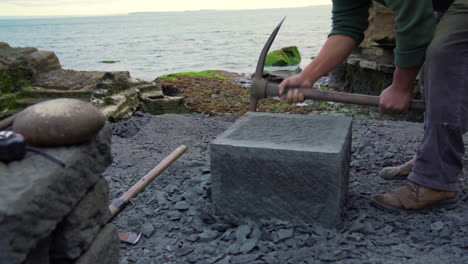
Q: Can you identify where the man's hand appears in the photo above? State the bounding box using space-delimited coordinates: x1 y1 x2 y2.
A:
379 84 413 114
277 35 357 105
278 73 312 104
379 67 420 115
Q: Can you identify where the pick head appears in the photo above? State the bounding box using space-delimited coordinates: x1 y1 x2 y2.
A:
250 17 286 112
254 17 286 80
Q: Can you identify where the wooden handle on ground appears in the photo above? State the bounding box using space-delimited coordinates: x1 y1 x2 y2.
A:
108 145 189 219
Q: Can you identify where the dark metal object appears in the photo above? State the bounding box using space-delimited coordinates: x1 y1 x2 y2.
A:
249 18 426 112
0 131 25 162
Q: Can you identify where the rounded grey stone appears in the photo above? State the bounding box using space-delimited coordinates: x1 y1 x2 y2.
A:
13 99 105 146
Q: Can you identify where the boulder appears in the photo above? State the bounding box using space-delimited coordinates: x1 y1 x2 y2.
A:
265 46 301 67
13 99 106 146
0 42 61 76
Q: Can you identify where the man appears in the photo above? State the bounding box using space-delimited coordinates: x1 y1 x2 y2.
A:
278 0 467 212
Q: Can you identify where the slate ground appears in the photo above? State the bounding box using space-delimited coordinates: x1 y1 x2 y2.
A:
105 112 468 264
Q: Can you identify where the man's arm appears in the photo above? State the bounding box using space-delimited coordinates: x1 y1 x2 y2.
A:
377 0 434 114
280 0 435 114
279 0 372 103
279 35 356 103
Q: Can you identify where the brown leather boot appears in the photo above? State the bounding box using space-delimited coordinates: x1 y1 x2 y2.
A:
371 181 459 213
379 156 415 180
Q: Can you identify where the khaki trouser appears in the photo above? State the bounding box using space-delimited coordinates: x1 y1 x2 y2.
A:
409 0 468 191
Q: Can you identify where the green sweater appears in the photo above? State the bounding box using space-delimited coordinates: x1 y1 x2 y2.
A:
329 0 435 68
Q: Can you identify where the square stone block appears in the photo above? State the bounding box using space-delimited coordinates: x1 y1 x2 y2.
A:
210 112 352 228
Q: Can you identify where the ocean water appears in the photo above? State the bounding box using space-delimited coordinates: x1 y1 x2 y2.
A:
0 6 331 81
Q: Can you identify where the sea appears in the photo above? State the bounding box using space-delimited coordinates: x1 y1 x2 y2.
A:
0 6 332 81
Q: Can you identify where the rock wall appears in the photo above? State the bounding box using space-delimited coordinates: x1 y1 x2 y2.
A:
0 42 188 121
0 125 119 264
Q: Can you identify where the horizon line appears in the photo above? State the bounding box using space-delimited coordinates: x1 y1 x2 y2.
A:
0 4 331 19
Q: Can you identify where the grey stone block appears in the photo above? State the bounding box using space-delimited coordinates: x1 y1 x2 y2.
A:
0 124 112 264
74 224 120 264
211 112 352 228
50 178 111 262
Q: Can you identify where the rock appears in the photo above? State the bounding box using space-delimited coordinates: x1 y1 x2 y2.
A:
74 224 119 264
50 178 111 261
230 253 261 264
135 257 152 264
174 201 190 211
198 229 218 242
361 2 395 49
211 112 352 228
0 125 112 264
13 98 106 146
239 239 258 253
430 221 444 232
234 224 251 241
140 222 155 238
272 229 294 243
0 42 61 76
265 46 301 67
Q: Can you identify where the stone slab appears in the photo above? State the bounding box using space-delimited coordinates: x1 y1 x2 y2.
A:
0 124 112 264
210 112 352 228
74 224 119 264
50 178 111 261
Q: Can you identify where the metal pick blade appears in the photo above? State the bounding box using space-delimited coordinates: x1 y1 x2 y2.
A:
254 17 286 79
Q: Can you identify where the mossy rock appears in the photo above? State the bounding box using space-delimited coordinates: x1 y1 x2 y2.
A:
0 93 26 115
0 63 33 94
158 70 226 81
265 46 301 67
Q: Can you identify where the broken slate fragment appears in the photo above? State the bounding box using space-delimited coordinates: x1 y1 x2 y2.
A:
430 221 444 232
198 229 219 242
230 253 261 264
239 238 258 254
174 201 190 211
272 229 294 243
167 211 182 221
175 245 194 257
234 224 251 242
140 222 155 238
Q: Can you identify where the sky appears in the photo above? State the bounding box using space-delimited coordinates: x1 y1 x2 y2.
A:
0 0 330 17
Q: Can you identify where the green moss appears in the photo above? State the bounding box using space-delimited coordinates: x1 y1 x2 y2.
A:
99 60 120 64
265 46 301 67
0 63 32 94
159 70 226 80
0 93 24 114
103 97 116 105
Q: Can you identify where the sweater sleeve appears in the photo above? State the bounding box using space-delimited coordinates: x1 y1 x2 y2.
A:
329 0 435 68
329 0 372 46
382 0 435 68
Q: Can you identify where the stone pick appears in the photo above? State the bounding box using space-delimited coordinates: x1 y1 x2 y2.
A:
13 98 106 147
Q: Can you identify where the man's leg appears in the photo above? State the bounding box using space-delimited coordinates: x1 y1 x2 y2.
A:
409 0 468 191
372 0 468 211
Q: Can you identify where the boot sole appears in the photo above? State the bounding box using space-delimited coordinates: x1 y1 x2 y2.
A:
370 190 465 214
